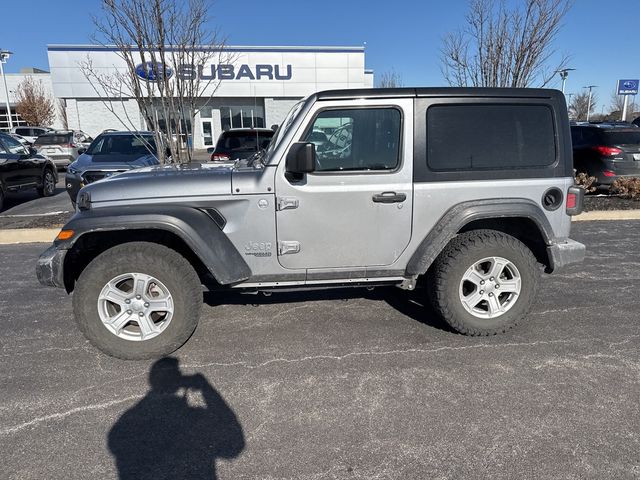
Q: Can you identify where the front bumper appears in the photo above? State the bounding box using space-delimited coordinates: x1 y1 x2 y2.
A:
36 244 67 288
546 239 586 272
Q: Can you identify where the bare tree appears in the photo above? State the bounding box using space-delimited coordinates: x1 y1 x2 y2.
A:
377 69 404 88
57 99 69 130
14 77 56 127
610 90 637 119
440 0 572 88
569 91 596 120
82 0 231 162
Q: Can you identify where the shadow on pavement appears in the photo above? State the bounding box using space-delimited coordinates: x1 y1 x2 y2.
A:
204 286 456 333
108 357 245 480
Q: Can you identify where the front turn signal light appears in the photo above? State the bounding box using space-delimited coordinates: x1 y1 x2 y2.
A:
57 230 75 241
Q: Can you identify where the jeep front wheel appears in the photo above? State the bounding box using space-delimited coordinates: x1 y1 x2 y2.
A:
429 230 540 335
73 242 202 359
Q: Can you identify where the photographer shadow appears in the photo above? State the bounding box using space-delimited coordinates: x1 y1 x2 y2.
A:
108 357 244 480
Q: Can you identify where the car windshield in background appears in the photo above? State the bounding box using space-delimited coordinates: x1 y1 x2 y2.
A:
34 134 72 145
219 132 273 152
86 135 157 158
603 131 640 145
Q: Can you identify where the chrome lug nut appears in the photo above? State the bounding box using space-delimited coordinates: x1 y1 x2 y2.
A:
126 310 132 315
480 280 485 285
138 312 144 317
125 299 131 304
488 293 494 297
144 303 149 308
479 290 484 295
136 295 142 300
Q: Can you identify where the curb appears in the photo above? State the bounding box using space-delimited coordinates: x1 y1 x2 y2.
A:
573 210 640 222
0 210 638 245
0 228 60 245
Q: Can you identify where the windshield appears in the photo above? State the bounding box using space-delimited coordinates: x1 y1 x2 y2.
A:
603 131 640 145
265 100 305 159
216 131 274 152
86 134 157 158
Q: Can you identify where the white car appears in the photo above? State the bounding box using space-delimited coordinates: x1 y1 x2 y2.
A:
10 126 51 144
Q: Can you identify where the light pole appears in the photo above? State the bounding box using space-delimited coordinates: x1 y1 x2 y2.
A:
557 68 575 94
0 49 13 130
584 85 597 121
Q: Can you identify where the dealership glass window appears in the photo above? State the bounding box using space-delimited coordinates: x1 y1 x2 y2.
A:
199 106 213 118
303 107 401 172
426 104 556 171
221 105 265 129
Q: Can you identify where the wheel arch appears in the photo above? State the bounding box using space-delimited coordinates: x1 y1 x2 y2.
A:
406 199 556 277
59 207 251 292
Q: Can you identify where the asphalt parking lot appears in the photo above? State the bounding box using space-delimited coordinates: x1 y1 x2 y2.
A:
1 220 639 479
0 176 73 229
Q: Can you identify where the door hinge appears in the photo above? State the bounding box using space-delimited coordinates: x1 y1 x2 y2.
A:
277 197 299 211
278 241 301 255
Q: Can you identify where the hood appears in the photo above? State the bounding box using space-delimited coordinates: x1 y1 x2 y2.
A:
82 162 235 204
73 153 159 172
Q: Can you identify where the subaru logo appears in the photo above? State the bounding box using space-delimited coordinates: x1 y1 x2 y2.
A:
135 61 173 82
623 80 636 89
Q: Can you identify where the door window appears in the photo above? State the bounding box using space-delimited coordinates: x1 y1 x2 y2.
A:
303 108 401 172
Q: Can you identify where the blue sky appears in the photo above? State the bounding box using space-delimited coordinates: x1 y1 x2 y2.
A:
1 0 638 110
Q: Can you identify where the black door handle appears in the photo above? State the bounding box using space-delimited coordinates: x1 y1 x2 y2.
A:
372 191 407 203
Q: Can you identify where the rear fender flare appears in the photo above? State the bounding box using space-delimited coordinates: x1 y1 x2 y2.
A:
405 198 556 276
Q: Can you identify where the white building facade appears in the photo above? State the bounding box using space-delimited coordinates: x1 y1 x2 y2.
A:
47 45 373 149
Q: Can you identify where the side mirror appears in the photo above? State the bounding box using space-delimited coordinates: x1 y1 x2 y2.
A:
29 146 38 156
77 147 87 155
286 142 316 174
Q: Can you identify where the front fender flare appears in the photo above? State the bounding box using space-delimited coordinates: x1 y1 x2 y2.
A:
57 205 251 285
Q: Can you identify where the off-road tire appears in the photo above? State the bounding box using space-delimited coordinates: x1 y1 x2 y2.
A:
73 242 202 359
37 168 56 197
429 230 540 336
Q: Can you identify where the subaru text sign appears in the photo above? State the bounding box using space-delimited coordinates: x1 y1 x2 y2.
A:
135 62 292 82
617 79 639 95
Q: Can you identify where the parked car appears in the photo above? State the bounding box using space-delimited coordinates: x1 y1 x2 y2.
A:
0 132 58 211
65 131 162 206
10 126 52 144
33 130 93 169
210 128 275 161
571 122 640 187
37 87 585 360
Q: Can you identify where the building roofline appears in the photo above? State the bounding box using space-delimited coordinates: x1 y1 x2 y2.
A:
47 44 366 54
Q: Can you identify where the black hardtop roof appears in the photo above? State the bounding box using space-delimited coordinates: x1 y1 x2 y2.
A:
313 87 563 101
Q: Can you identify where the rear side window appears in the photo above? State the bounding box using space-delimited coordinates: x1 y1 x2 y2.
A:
15 128 30 136
427 104 556 171
34 134 72 146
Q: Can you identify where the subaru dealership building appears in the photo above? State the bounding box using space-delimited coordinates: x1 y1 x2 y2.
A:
45 45 373 149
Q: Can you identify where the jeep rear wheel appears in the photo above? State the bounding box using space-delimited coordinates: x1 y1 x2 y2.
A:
429 230 540 335
73 242 202 359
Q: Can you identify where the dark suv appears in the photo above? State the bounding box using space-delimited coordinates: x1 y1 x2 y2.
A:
571 122 640 186
0 132 58 211
210 128 274 161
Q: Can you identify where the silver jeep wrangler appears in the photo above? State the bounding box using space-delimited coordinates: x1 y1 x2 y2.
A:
37 88 585 359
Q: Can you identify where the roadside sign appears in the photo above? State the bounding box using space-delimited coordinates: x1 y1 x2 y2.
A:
617 79 639 95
